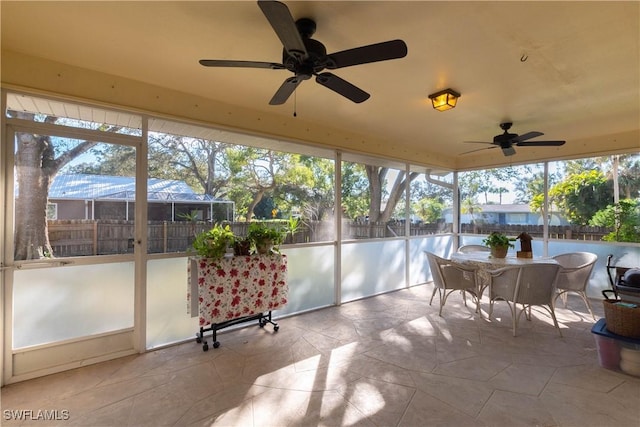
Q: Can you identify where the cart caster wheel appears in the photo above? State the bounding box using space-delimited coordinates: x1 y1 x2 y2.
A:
202 343 209 351
273 325 279 332
213 341 220 349
196 335 202 344
259 320 265 328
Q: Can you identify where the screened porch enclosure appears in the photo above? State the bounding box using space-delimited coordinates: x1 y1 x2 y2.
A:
2 91 639 385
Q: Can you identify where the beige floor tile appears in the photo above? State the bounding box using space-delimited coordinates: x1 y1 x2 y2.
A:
2 285 635 427
399 389 486 426
337 377 416 426
411 371 494 418
477 389 557 427
540 381 640 427
488 363 556 395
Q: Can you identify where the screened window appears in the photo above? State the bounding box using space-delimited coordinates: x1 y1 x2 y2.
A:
340 156 407 239
409 168 453 235
548 154 640 242
146 118 336 253
459 163 545 237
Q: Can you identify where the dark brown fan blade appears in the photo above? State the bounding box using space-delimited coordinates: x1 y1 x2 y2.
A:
325 40 407 69
463 141 494 145
269 76 303 105
316 72 370 103
516 140 566 147
460 146 497 155
258 0 308 60
199 59 285 69
513 131 543 142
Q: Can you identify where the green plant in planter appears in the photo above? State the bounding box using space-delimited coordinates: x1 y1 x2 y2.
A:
285 216 300 242
482 232 516 258
192 224 236 259
247 222 285 254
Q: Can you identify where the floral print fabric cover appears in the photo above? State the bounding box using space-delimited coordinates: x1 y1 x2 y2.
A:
188 254 288 326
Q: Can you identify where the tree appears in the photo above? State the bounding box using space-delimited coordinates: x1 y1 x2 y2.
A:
365 165 419 223
147 134 232 197
340 162 369 219
489 186 509 204
459 167 522 204
12 112 103 259
547 170 613 224
460 197 482 224
414 198 445 223
409 172 452 223
616 154 640 199
589 199 640 242
273 155 334 221
225 148 301 221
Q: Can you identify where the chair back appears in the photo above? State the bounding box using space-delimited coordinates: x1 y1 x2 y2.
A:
515 264 560 305
458 245 490 253
425 252 446 290
426 251 477 292
552 252 597 292
489 266 522 301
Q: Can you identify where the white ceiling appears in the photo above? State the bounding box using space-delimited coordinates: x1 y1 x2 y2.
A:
2 1 639 169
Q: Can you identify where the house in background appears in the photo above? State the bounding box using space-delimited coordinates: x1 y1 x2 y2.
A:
444 204 570 226
47 174 234 222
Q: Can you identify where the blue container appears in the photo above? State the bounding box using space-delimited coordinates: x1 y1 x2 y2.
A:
591 318 640 375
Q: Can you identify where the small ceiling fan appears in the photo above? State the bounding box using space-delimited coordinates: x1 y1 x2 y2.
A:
462 122 566 156
199 0 408 105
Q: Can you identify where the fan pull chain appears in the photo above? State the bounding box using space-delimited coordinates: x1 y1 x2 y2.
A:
293 91 297 117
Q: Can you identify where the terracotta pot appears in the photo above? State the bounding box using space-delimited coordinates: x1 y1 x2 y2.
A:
490 246 509 258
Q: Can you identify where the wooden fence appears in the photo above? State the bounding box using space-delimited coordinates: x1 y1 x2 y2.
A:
46 219 614 257
459 223 611 241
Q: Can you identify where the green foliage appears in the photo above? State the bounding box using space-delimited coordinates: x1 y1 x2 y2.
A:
482 232 516 248
548 170 613 224
414 198 445 223
459 167 522 204
177 210 200 222
460 198 482 222
589 199 640 242
341 162 370 219
247 222 285 253
192 224 235 259
285 216 300 236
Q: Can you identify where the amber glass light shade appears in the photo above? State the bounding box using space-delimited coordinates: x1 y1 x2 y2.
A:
428 89 460 111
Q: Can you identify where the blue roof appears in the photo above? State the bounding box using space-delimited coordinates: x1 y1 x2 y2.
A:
49 174 221 202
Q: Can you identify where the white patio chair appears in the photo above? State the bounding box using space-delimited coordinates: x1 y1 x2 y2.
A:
488 263 562 337
425 251 479 316
457 244 490 253
552 252 598 319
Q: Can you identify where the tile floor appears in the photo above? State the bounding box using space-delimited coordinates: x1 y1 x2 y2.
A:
2 284 640 427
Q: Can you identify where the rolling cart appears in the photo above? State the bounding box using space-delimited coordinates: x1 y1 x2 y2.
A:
195 311 279 351
187 254 288 350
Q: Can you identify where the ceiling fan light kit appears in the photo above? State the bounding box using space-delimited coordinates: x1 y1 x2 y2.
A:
428 88 461 111
199 0 408 105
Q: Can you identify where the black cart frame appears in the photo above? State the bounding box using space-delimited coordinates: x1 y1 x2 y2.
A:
195 310 279 351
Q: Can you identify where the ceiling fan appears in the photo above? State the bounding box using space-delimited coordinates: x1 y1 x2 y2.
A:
462 122 566 156
199 0 408 105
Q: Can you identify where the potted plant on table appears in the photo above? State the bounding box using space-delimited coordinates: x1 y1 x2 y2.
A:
482 231 515 258
247 222 285 255
192 224 236 259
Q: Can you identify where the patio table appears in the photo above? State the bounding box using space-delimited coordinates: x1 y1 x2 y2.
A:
451 251 558 315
